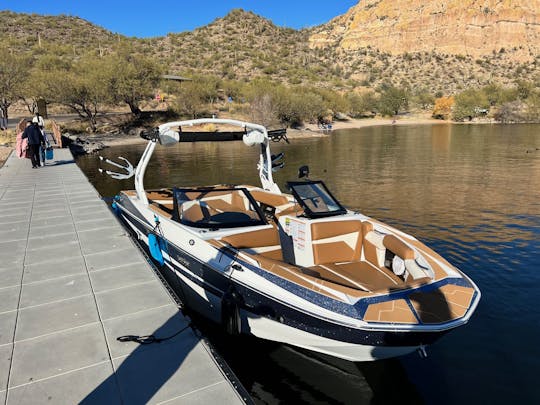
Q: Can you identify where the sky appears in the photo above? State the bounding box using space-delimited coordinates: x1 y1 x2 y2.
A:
1 1 359 38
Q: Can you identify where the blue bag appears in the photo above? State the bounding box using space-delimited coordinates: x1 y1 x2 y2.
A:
45 147 54 160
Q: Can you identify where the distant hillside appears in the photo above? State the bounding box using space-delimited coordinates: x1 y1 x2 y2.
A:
145 9 331 86
0 11 122 50
1 4 539 95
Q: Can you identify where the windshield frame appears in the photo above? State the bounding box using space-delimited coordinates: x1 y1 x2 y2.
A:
286 180 347 218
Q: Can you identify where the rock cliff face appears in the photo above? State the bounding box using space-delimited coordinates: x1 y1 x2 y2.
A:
310 0 539 61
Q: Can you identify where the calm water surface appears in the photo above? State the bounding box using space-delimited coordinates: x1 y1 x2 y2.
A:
77 124 540 404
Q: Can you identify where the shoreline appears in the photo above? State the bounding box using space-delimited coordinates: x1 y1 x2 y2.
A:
287 116 451 138
92 116 455 146
0 116 501 164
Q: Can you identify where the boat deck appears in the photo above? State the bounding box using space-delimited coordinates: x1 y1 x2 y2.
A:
135 188 432 296
0 150 247 404
128 187 476 327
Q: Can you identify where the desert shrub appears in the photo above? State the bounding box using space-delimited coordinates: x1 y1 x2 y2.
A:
432 96 454 120
481 83 518 106
347 91 377 117
452 89 489 121
494 101 526 123
377 85 409 116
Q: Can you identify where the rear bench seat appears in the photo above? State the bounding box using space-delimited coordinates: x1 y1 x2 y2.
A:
309 220 430 292
218 219 429 293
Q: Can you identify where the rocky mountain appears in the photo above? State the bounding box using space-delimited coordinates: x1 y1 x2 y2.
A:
310 0 540 62
1 3 538 95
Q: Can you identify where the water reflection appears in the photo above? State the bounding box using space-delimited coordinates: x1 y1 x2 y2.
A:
188 311 423 405
77 124 540 404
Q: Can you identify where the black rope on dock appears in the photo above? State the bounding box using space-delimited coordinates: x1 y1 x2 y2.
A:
117 322 192 345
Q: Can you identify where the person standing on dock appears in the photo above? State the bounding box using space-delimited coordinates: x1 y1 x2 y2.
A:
33 114 49 166
21 118 45 168
16 120 31 159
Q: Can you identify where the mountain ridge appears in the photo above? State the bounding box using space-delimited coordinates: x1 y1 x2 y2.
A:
0 4 538 95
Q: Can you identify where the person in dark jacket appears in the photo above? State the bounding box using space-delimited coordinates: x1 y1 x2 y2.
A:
21 119 45 168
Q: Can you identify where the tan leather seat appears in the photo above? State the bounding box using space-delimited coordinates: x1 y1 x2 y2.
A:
221 227 283 260
311 220 363 265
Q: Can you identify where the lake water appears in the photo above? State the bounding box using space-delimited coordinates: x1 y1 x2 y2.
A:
77 123 540 404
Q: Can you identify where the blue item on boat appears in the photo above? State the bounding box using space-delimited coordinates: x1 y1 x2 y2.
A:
148 233 165 265
45 147 54 160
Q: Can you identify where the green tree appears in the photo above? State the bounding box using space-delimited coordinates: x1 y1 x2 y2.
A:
0 47 32 122
294 89 327 124
104 46 163 115
481 83 517 106
315 88 348 118
221 79 244 100
514 80 534 100
413 88 435 109
24 53 71 115
377 85 409 116
174 81 209 118
525 90 540 122
42 53 110 131
347 91 377 117
244 79 282 126
271 87 328 126
452 89 489 121
244 81 328 127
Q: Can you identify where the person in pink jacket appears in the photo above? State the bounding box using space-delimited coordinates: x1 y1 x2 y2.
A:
15 120 31 159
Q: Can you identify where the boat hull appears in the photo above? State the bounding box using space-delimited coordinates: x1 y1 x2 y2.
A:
164 257 433 361
114 196 474 362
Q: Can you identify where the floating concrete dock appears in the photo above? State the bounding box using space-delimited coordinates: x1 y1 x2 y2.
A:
0 150 247 404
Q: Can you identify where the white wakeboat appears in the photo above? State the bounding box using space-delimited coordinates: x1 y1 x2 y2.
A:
109 118 480 361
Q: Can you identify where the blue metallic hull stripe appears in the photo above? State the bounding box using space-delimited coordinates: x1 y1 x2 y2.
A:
221 251 362 319
405 299 423 324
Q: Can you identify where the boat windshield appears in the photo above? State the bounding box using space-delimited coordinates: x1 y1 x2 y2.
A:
173 187 267 229
287 180 347 218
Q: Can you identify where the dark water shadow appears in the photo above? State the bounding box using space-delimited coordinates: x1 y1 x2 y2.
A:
187 308 425 405
186 312 345 405
81 312 196 404
355 359 424 405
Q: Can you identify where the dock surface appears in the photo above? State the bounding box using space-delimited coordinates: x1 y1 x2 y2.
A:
0 150 247 404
